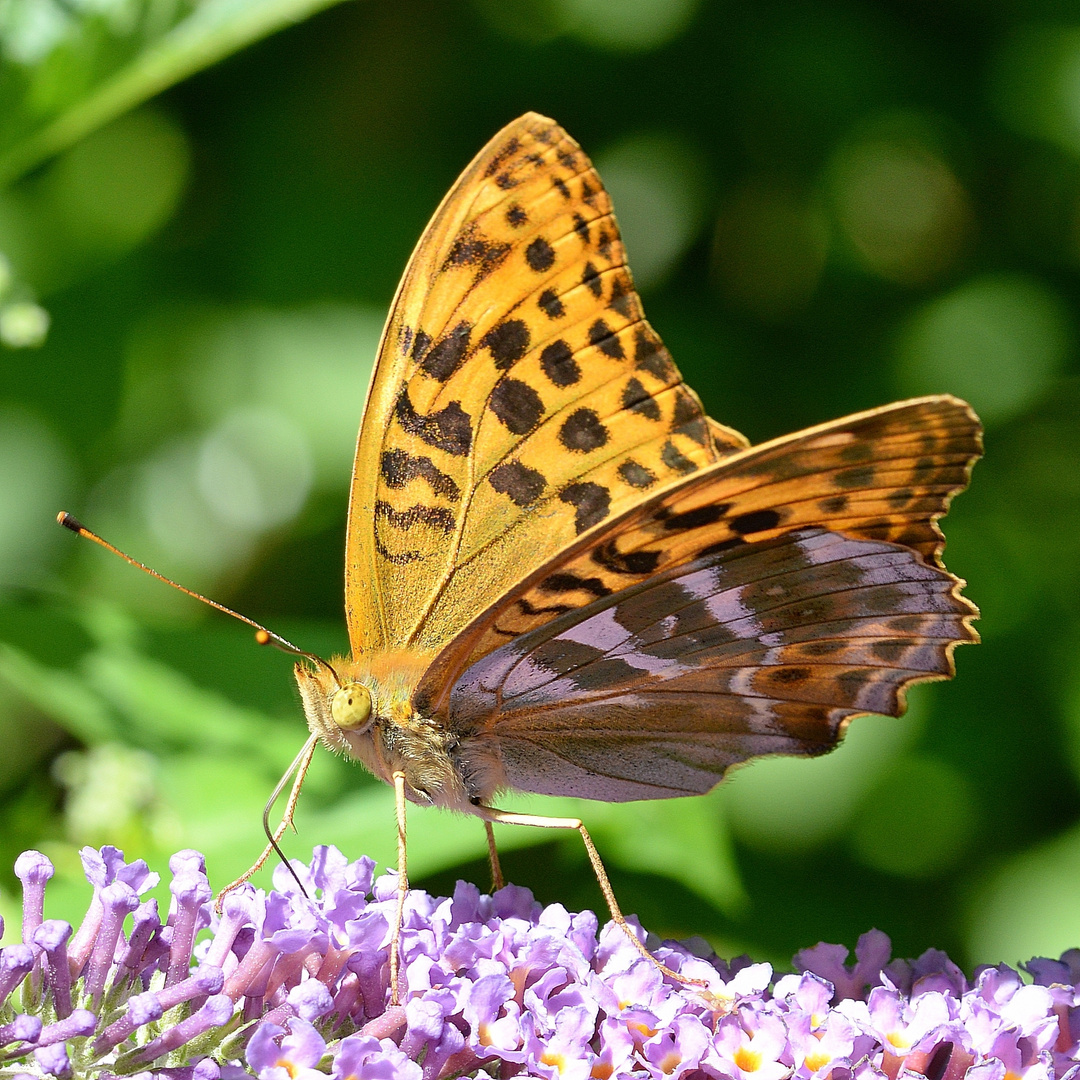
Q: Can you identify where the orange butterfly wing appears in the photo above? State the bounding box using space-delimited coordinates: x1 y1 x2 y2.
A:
344 113 746 657
419 395 981 716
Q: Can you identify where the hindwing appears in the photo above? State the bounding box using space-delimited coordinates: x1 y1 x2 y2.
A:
417 394 981 710
445 527 978 801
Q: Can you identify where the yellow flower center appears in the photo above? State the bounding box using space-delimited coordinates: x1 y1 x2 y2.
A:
541 1050 567 1073
735 1047 764 1072
659 1052 683 1074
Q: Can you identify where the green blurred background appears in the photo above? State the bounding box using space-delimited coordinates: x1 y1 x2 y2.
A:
1 0 1079 973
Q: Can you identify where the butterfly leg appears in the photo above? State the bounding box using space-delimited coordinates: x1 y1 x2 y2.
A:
484 821 505 891
390 770 409 1006
214 734 319 911
473 805 704 988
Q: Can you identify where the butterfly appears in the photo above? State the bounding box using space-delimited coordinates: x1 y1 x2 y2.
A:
284 112 980 993
61 111 981 1000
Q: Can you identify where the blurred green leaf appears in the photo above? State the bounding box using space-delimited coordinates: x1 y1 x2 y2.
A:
0 0 355 187
0 640 118 744
82 648 300 767
849 755 977 878
967 820 1080 966
720 703 924 853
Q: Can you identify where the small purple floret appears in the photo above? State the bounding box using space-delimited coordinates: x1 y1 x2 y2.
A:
4 844 1080 1080
14 852 53 953
33 1042 70 1077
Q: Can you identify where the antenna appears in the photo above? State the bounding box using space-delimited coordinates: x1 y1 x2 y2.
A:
56 512 335 677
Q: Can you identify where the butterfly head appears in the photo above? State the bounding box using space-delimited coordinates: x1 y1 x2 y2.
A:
293 650 439 784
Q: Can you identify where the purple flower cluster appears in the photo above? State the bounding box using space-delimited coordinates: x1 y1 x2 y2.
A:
2 844 1080 1080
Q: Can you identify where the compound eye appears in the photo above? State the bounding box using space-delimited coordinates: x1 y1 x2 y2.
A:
330 683 372 732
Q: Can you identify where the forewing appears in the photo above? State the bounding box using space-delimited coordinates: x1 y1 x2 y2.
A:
417 393 981 706
346 113 747 655
448 528 978 802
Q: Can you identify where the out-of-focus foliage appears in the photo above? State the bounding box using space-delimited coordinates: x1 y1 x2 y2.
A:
0 0 1078 971
0 0 354 346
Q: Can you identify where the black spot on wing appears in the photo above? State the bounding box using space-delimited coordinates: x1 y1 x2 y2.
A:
671 389 709 445
420 322 472 381
582 262 602 297
528 638 605 679
505 203 527 228
635 327 675 380
888 488 914 509
559 409 609 452
489 461 546 507
573 214 591 244
661 440 697 474
395 388 472 456
608 276 634 318
834 465 876 489
597 226 612 259
483 137 520 177
730 508 783 535
444 226 511 278
411 330 432 361
871 639 911 662
590 541 661 575
373 534 424 566
526 237 556 272
697 537 746 558
517 597 573 619
490 379 545 435
589 319 624 359
374 500 455 534
622 377 661 421
580 177 597 206
538 289 565 319
618 460 656 488
839 441 874 463
494 172 517 190
539 570 612 598
819 495 849 514
559 482 611 533
541 340 580 387
380 449 461 501
659 503 731 531
553 176 570 199
768 666 812 685
482 320 531 370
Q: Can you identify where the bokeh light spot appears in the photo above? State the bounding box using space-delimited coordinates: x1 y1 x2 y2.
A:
894 273 1070 424
560 0 700 52
992 25 1080 158
828 134 970 285
0 299 48 347
183 305 381 488
49 107 190 254
196 407 313 531
469 0 699 51
0 0 71 65
721 704 922 852
596 134 707 291
967 821 1080 966
850 755 976 878
136 439 252 579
